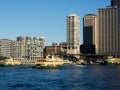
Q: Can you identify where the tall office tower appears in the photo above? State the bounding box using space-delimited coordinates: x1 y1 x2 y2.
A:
81 14 97 54
83 14 97 45
111 0 120 8
17 36 45 61
96 6 120 55
67 14 80 54
0 39 21 58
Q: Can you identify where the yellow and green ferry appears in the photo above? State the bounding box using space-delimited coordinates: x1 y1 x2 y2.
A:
4 58 22 67
32 55 74 69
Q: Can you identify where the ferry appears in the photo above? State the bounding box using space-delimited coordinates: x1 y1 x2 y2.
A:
105 56 120 65
32 55 74 69
4 58 22 66
76 58 85 65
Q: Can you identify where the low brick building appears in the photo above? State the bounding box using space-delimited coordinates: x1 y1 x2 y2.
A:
45 42 67 55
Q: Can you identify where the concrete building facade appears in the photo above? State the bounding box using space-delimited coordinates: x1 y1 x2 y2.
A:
11 41 22 58
67 14 80 54
45 42 68 55
0 39 21 58
96 6 120 55
45 42 61 55
17 36 45 61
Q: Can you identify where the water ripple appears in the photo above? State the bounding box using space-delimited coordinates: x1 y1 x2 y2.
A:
1 66 120 90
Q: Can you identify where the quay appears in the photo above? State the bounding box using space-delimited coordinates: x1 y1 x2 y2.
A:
65 54 120 65
1 54 120 67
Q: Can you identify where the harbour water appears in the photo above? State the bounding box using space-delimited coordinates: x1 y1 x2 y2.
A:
0 65 120 90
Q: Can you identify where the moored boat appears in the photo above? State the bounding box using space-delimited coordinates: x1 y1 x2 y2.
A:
4 58 22 67
105 56 120 65
32 55 74 69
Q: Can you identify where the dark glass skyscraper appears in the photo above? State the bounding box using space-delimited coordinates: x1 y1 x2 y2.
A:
83 14 97 45
111 0 120 8
81 14 96 54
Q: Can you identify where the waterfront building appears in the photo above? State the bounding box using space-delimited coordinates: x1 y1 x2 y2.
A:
59 42 67 54
45 42 61 55
0 39 21 58
45 42 67 55
66 14 80 54
17 36 45 62
83 14 97 45
82 14 97 54
11 41 22 58
96 6 120 55
111 0 120 8
0 39 12 57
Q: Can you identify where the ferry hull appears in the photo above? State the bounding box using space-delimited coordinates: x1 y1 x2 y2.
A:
3 64 23 67
32 65 63 69
32 63 76 69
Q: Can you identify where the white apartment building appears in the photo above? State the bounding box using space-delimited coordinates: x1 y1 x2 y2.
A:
17 36 45 61
0 39 21 58
67 14 80 54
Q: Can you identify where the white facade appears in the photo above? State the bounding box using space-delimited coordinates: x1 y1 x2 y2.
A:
0 39 21 58
67 14 80 54
17 36 45 61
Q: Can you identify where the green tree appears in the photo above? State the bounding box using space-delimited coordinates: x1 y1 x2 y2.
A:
0 56 7 61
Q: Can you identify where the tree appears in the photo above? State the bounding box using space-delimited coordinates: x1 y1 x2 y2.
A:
0 56 7 61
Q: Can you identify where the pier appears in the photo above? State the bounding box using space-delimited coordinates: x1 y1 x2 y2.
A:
64 54 120 65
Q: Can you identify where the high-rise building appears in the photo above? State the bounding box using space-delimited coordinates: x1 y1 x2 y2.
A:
83 14 97 45
17 36 45 61
96 6 120 55
111 0 120 8
67 14 80 54
0 39 21 58
81 14 97 54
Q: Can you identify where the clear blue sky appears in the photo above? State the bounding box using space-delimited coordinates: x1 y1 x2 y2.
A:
0 0 110 45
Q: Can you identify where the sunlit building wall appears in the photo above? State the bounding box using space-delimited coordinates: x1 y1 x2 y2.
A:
96 6 120 55
83 14 97 45
82 14 97 54
67 14 80 54
0 39 21 58
17 36 45 61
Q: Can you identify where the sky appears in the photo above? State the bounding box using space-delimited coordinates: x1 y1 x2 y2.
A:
0 0 110 45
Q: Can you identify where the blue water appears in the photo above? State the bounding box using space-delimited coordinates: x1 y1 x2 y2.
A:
0 65 120 90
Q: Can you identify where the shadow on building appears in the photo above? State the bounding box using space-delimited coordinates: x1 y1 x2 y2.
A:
80 44 95 54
